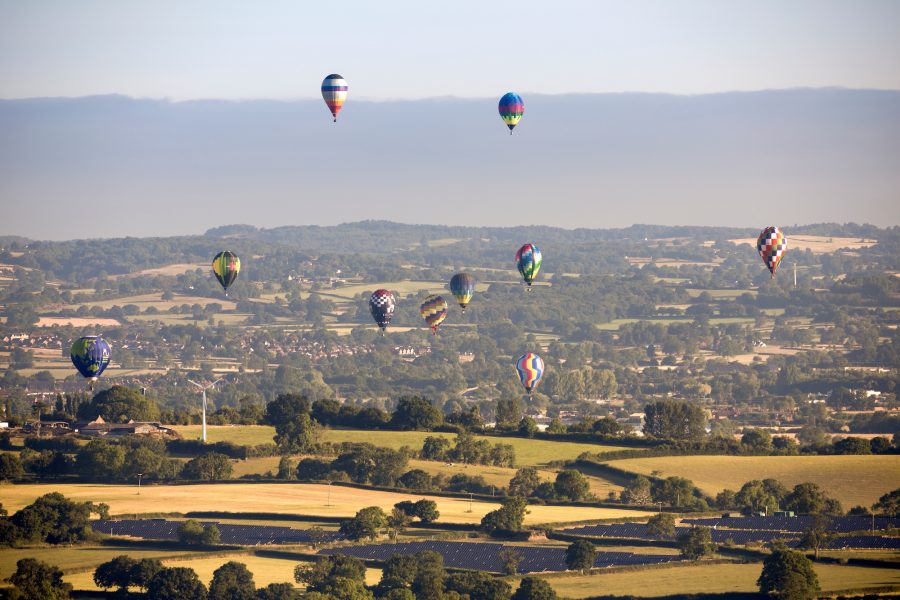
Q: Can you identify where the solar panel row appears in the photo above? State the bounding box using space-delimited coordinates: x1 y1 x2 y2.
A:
92 519 341 545
682 516 899 533
319 540 681 574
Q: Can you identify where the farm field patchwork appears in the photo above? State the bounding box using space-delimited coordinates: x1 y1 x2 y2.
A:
728 235 878 254
1 483 653 525
606 455 900 508
0 545 201 580
543 562 900 598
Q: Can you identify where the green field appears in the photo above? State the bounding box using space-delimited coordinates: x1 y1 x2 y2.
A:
1 483 653 525
543 562 900 598
172 426 628 468
607 454 900 508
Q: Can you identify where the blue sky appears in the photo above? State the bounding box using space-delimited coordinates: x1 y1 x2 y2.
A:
2 0 900 100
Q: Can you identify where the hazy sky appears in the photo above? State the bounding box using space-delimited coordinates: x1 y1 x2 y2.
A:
2 0 900 100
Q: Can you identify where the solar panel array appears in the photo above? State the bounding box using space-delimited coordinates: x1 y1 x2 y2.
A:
319 540 681 574
682 516 898 533
557 518 899 550
93 519 341 545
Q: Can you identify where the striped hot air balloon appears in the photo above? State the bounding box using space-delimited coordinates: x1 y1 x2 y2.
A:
515 352 544 394
212 251 241 296
322 74 348 122
449 272 476 312
498 92 524 134
757 226 787 278
419 294 448 335
515 243 542 289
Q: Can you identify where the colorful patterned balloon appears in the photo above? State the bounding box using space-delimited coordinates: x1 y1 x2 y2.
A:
212 251 241 295
498 92 524 134
369 289 396 334
516 243 542 288
757 226 787 277
449 273 476 312
70 336 111 389
322 74 348 122
419 294 448 335
515 352 544 393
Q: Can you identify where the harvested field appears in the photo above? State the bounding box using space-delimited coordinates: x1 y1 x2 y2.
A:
607 455 900 508
728 235 877 254
0 483 654 525
36 316 122 327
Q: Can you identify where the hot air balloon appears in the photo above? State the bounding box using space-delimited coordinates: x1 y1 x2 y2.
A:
449 273 476 312
212 251 241 296
498 92 524 134
515 352 544 395
757 226 787 278
70 336 111 390
322 74 348 122
419 294 448 335
515 243 542 289
369 289 395 334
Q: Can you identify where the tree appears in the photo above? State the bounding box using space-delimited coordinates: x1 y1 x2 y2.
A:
0 453 24 481
6 558 72 600
783 483 842 515
177 519 205 545
480 496 527 536
256 582 303 600
264 393 310 426
512 577 558 600
277 456 296 480
10 492 93 544
654 476 702 509
677 526 716 559
833 437 871 455
413 499 439 524
274 412 320 454
797 515 832 559
646 513 676 539
296 554 370 600
182 452 233 481
499 547 524 575
77 386 159 422
391 396 443 430
518 416 538 437
445 569 511 599
340 506 388 540
554 470 590 501
147 567 207 600
399 469 433 491
201 523 221 545
592 416 622 436
622 475 652 505
741 428 773 453
873 488 900 517
643 400 706 440
411 550 445 600
736 480 780 514
564 540 596 573
93 555 136 593
757 546 819 600
208 561 256 600
509 467 542 498
76 439 126 480
421 436 450 460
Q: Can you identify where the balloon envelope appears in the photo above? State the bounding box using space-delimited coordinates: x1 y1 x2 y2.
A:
369 289 396 331
322 74 348 122
449 273 476 310
515 243 542 286
515 352 544 393
757 226 787 277
212 251 241 294
499 92 524 132
70 336 112 380
420 294 448 334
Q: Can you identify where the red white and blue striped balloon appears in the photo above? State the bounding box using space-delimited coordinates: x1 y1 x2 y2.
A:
321 74 348 122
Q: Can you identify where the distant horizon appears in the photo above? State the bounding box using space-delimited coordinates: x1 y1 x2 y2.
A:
3 85 900 103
